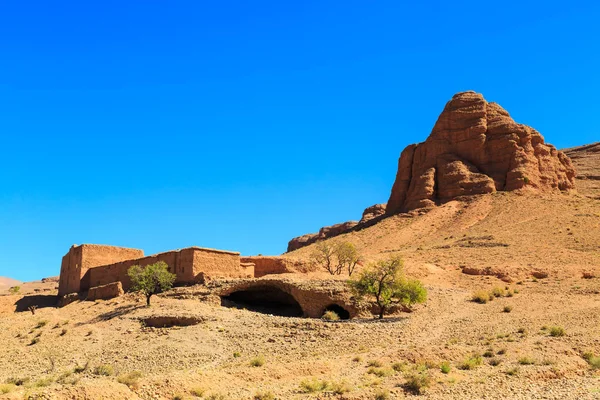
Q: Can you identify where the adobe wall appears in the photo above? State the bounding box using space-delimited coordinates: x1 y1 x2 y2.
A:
58 244 144 296
192 247 253 281
240 256 313 278
86 246 252 292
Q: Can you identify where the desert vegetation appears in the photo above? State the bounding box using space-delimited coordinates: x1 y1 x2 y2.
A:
127 261 176 306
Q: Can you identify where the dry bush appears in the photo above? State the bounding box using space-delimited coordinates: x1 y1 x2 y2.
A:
549 326 566 337
117 371 142 388
93 365 115 376
459 354 483 370
403 371 431 394
253 391 275 400
250 355 265 367
321 310 340 321
299 378 329 393
582 271 595 279
471 291 490 304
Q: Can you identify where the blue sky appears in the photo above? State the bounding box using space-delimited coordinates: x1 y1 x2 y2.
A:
1 1 599 281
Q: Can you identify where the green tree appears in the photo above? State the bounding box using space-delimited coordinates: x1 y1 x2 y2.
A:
127 261 176 306
349 256 427 319
335 242 362 276
310 241 362 276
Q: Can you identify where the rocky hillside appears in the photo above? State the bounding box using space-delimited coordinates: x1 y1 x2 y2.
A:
288 91 578 252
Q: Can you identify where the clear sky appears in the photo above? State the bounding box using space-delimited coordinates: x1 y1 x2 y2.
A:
1 1 599 281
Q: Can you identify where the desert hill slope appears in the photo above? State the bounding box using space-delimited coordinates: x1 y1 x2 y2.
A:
0 277 21 291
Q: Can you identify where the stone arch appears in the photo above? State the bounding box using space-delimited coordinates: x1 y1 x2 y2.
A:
220 284 304 317
322 304 350 320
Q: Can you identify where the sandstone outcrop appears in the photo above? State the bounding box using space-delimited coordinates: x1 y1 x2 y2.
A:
359 203 387 224
287 221 358 252
287 91 576 252
386 91 575 214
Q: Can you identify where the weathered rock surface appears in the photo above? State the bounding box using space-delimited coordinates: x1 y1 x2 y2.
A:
287 91 577 251
287 221 359 252
359 203 387 224
387 91 575 214
87 281 124 301
564 142 600 199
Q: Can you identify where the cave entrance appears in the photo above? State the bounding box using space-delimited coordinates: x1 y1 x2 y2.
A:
221 286 304 317
323 304 350 320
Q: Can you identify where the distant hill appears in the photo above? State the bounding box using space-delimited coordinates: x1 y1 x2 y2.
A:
0 276 22 291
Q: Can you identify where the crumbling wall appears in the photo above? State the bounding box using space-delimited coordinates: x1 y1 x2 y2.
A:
240 256 313 277
192 248 253 281
87 250 186 291
87 282 124 301
58 244 144 296
86 247 251 292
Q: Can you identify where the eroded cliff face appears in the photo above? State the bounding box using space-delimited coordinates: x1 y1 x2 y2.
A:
287 91 576 252
386 91 575 214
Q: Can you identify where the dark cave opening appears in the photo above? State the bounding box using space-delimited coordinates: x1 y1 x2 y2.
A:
221 286 304 317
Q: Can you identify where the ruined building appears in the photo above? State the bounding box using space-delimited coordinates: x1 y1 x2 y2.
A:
58 244 254 297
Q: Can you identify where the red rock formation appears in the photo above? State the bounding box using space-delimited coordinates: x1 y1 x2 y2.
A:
359 203 387 224
287 221 358 252
286 91 576 252
386 91 575 214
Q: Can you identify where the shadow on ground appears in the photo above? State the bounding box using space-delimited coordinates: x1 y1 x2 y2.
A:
14 295 58 312
79 304 145 325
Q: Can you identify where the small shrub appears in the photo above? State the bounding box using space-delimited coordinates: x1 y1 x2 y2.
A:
173 395 185 400
367 360 383 368
30 337 40 345
330 381 352 394
233 351 241 358
497 348 507 355
506 367 519 376
5 377 30 386
322 310 340 321
254 391 275 400
518 356 535 365
0 384 15 394
459 354 483 370
471 291 490 304
549 326 565 337
491 287 505 298
206 394 227 400
392 362 406 372
299 378 329 393
513 288 519 294
57 370 79 385
517 327 527 335
367 367 393 377
250 355 265 367
34 377 54 387
60 328 68 336
503 305 513 313
374 389 390 400
93 365 115 376
8 286 20 295
440 361 451 374
483 350 494 358
583 352 600 370
73 361 89 374
404 371 430 394
352 356 362 362
117 371 142 388
488 358 502 366
190 387 205 397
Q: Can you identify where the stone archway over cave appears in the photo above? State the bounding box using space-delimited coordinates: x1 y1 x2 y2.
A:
220 285 304 317
323 304 350 320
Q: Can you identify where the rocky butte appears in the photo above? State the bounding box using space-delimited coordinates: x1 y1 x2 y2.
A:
288 91 576 251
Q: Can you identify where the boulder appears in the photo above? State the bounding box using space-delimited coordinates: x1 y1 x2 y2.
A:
386 91 575 214
87 281 124 301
